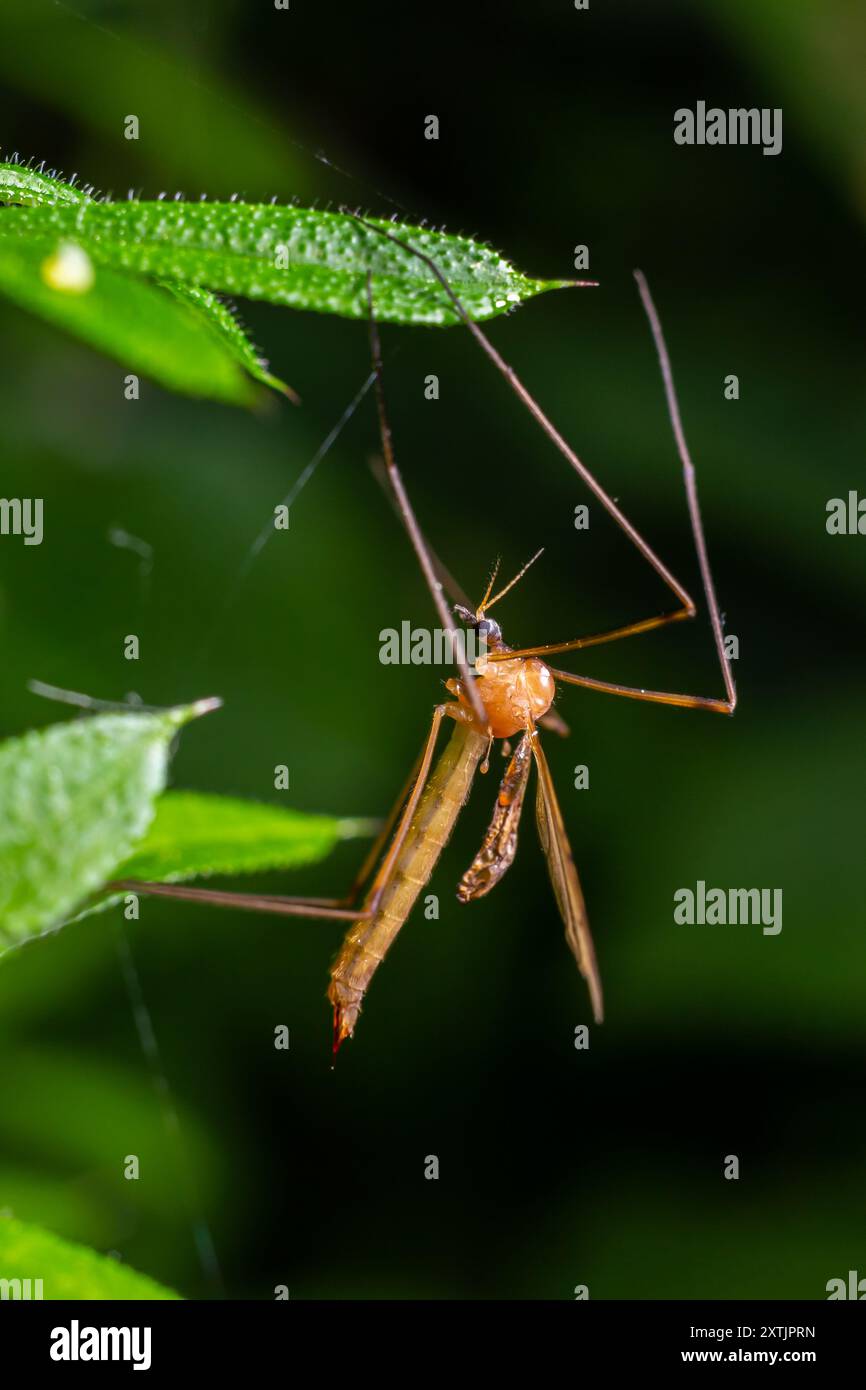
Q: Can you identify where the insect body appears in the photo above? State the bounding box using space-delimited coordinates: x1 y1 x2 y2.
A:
329 719 488 1048
452 651 555 739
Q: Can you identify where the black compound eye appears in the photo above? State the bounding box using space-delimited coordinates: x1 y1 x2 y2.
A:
478 617 501 642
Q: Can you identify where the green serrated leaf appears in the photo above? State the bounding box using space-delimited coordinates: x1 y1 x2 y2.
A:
0 184 577 325
0 1216 180 1299
0 700 218 946
114 790 378 884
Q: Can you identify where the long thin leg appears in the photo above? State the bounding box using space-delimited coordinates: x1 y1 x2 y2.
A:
366 276 489 729
486 608 693 663
548 666 730 715
367 453 476 614
523 275 736 713
107 882 366 919
634 270 736 712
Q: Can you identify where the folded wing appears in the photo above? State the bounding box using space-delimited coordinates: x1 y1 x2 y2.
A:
530 732 604 1023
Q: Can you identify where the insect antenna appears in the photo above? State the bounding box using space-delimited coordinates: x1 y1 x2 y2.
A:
482 547 544 613
477 558 501 612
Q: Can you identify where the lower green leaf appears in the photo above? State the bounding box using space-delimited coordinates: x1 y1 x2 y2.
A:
0 1216 180 1300
0 700 218 947
114 790 378 884
0 239 267 406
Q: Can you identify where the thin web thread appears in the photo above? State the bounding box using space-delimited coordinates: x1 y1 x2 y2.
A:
114 922 225 1298
191 368 376 673
50 0 412 215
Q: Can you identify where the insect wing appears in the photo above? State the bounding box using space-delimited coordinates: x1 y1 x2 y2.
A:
531 734 603 1023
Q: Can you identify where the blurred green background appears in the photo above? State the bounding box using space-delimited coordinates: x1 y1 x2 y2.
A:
0 0 864 1299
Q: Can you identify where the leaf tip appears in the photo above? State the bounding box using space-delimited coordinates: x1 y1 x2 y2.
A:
259 370 301 405
190 695 223 718
278 380 302 406
555 278 600 290
170 695 223 728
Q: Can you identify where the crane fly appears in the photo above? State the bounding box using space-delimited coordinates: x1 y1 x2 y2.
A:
113 244 737 1054
328 547 604 1048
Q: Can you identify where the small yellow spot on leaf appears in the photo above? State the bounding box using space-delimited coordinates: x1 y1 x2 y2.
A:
40 242 95 294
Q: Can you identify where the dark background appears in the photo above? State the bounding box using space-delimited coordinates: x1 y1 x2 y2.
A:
0 0 863 1298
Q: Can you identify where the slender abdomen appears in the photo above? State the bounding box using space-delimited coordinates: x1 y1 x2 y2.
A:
329 719 486 1047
